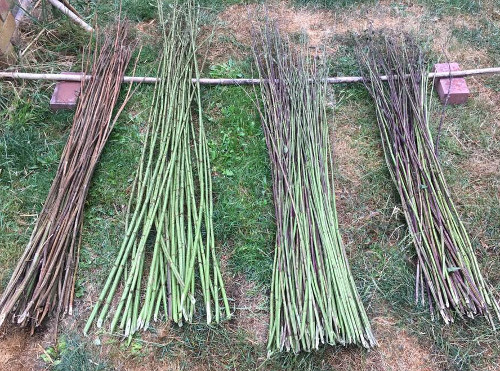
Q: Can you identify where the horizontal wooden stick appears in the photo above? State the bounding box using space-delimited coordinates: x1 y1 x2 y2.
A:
47 0 93 33
0 67 499 85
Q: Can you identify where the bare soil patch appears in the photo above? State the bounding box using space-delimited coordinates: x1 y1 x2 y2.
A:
205 1 336 62
465 153 500 179
328 314 444 371
219 250 268 346
227 274 268 345
0 325 45 371
211 0 491 69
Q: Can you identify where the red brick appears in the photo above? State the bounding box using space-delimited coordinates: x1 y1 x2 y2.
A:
50 73 83 110
434 62 461 74
433 63 470 105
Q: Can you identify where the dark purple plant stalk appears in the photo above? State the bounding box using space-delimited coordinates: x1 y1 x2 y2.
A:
357 35 500 326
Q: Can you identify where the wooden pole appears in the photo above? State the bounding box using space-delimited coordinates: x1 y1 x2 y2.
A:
58 0 82 19
0 67 499 85
47 0 93 33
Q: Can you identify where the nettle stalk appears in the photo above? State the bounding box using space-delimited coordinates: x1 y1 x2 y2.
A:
252 22 376 353
85 0 230 339
357 35 500 326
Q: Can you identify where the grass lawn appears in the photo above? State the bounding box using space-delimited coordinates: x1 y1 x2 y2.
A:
0 0 499 370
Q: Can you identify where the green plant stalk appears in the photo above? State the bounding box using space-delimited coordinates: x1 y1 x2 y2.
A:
85 0 230 338
253 22 375 353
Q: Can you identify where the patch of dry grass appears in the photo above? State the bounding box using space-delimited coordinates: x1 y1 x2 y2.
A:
327 312 447 371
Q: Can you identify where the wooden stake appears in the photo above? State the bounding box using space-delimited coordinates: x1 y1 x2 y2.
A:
47 0 93 33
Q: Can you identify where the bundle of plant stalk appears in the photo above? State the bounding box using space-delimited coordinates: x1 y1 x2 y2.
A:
84 1 230 338
252 24 376 353
0 22 134 332
357 36 500 325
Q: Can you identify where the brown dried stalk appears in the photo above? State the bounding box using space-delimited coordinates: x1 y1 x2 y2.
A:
0 21 134 332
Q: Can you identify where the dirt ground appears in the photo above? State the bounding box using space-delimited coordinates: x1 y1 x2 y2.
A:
327 314 446 371
0 325 46 371
208 1 471 62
